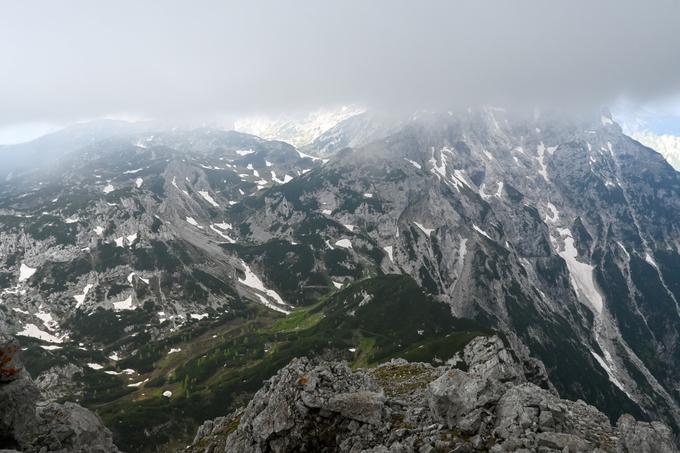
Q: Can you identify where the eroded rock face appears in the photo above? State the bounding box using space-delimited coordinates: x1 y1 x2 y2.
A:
0 334 22 383
617 413 677 453
222 358 387 452
0 335 120 453
189 335 679 453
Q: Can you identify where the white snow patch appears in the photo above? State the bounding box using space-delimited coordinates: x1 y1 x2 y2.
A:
74 284 94 308
64 216 79 224
127 379 149 388
127 272 149 285
495 182 504 198
18 263 36 282
135 178 144 188
453 170 475 190
103 184 115 194
429 147 448 179
105 368 135 376
236 149 255 156
383 246 394 263
363 193 373 198
271 171 294 184
109 352 121 361
591 351 628 395
358 291 373 307
210 224 236 243
413 222 434 237
296 149 323 161
113 295 134 311
198 191 220 207
124 168 143 174
322 209 332 215
332 281 343 289
343 224 355 232
114 237 125 247
35 309 57 330
536 142 549 181
214 222 232 230
404 158 421 169
41 345 62 351
334 239 352 249
238 261 290 314
126 233 138 244
87 363 104 370
557 229 603 314
190 313 208 320
94 226 105 236
168 348 182 354
17 324 63 343
473 224 492 240
162 390 172 398
185 217 203 229
645 253 659 269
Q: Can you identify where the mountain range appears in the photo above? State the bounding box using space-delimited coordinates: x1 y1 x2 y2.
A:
1 106 680 451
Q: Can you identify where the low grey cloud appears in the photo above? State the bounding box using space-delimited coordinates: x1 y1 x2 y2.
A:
1 0 679 127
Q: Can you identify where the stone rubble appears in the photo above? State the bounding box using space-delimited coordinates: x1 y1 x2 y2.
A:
0 333 120 453
188 335 678 453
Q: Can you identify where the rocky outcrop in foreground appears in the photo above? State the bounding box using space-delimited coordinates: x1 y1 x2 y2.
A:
189 335 677 452
0 334 120 453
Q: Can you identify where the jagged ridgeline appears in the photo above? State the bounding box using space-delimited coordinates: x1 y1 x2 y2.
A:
187 336 677 452
1 108 680 451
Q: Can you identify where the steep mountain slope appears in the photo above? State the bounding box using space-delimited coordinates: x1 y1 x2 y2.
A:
0 127 328 439
228 109 680 432
2 109 680 450
630 131 680 171
0 126 322 337
0 119 154 181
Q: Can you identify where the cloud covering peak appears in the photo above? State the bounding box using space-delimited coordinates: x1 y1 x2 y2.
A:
2 0 679 127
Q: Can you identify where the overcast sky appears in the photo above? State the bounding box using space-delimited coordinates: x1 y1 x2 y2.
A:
1 0 680 140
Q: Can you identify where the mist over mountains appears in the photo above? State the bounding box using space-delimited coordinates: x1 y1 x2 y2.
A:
3 1 680 452
1 106 680 451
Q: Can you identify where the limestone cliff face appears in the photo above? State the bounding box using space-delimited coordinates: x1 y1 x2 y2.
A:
0 333 120 453
188 336 677 453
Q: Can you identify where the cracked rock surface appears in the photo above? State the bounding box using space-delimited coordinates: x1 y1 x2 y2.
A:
0 333 120 453
188 335 677 453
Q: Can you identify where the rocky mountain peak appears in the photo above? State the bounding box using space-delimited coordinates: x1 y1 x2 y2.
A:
187 335 677 452
3 107 680 450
